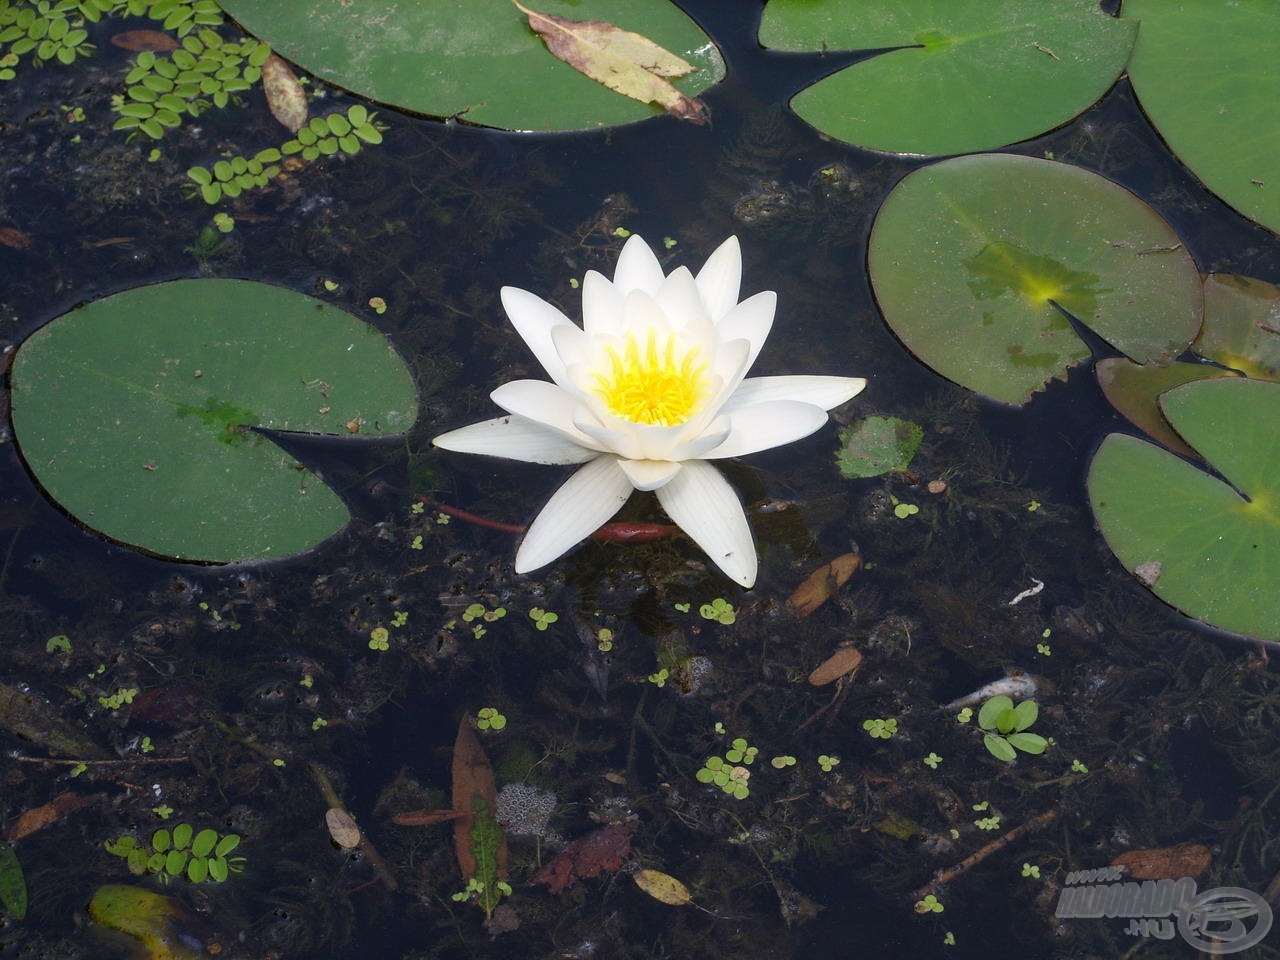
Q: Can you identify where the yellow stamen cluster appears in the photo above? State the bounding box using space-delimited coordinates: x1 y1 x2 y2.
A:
593 329 710 426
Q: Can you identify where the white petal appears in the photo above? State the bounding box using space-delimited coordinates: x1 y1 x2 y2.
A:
515 457 632 573
618 458 681 491
702 337 752 413
490 380 605 450
695 236 742 321
501 286 575 386
573 408 646 461
581 269 624 338
613 234 665 295
672 415 732 459
704 400 830 459
721 375 867 413
656 460 757 587
550 322 592 373
716 291 776 372
432 416 598 465
654 266 709 332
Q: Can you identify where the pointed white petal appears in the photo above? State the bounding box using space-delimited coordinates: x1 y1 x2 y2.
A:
613 234 665 295
621 288 671 333
490 380 604 450
549 322 592 374
654 266 709 331
721 375 867 413
671 416 732 459
573 408 646 461
702 337 752 413
501 286 575 386
618 458 681 491
704 400 829 459
581 269 624 338
695 236 743 321
657 460 757 587
716 291 776 372
432 416 598 464
515 457 632 573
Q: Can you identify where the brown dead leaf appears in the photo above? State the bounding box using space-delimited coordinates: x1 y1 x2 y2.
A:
532 821 635 894
1112 844 1212 880
0 227 32 250
513 1 708 124
390 807 469 827
808 646 863 687
110 29 179 52
8 792 101 841
786 553 862 618
451 715 507 881
324 807 361 849
261 54 308 133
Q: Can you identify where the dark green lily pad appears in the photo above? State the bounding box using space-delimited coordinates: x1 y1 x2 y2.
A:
868 153 1203 405
1124 0 1280 235
758 0 1134 155
835 416 922 479
219 0 723 132
1095 358 1229 459
1196 274 1280 380
1088 378 1280 641
10 280 417 562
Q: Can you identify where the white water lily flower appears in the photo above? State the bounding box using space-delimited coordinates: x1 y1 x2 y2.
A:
432 235 866 587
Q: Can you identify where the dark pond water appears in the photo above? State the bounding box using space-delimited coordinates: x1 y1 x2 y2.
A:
2 3 1279 959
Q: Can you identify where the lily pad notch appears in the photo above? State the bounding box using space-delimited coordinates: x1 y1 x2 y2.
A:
9 279 419 563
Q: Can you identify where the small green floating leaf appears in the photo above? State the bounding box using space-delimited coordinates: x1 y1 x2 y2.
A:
759 0 1135 155
835 416 922 479
10 280 418 562
217 0 723 133
1088 378 1280 641
868 154 1203 405
1124 0 1280 235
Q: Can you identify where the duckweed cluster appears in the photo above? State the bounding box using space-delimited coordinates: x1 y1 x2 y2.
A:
187 148 281 204
112 31 271 140
282 105 384 161
105 823 243 884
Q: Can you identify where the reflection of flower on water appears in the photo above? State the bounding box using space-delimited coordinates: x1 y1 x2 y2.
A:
433 235 865 586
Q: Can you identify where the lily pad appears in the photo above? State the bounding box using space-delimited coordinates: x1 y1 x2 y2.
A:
1095 358 1229 459
868 153 1203 405
1124 0 1280 235
758 0 1135 155
218 0 723 132
1196 274 1280 381
1087 378 1280 641
10 280 417 562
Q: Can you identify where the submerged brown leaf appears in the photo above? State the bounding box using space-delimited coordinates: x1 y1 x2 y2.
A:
1112 844 1212 880
110 30 178 52
451 715 507 881
512 1 708 124
808 646 863 687
786 553 862 619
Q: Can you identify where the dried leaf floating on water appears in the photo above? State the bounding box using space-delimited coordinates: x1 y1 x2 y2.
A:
512 1 708 124
324 808 361 849
261 53 308 133
786 552 862 618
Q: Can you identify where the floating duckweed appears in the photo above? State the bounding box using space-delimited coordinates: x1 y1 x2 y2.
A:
112 30 270 139
186 148 282 204
0 0 94 75
105 823 244 884
281 104 385 162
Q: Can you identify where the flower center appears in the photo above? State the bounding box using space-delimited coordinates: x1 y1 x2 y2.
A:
593 329 711 426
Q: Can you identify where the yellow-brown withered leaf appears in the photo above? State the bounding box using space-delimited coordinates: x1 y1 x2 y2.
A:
633 869 692 906
262 54 308 133
512 1 708 124
786 553 862 619
808 646 863 687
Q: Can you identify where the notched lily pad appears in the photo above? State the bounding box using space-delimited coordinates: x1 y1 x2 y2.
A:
759 0 1135 155
10 279 418 562
868 154 1203 405
1088 378 1280 641
219 0 723 132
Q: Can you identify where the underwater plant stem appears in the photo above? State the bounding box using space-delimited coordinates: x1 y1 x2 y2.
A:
309 763 399 891
911 809 1058 901
413 493 679 543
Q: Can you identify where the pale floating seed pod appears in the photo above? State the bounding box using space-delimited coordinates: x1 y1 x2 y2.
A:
261 53 307 133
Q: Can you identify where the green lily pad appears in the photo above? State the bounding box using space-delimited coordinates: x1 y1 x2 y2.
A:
868 153 1203 405
218 0 723 132
1087 378 1280 641
1196 274 1280 380
758 0 1135 155
1095 358 1229 459
1124 0 1280 235
835 416 922 479
10 280 417 562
